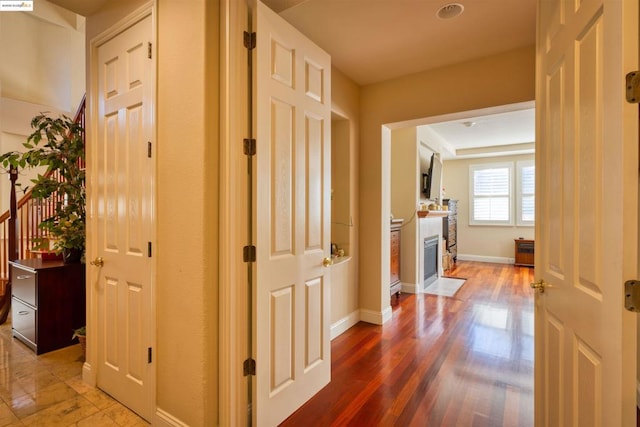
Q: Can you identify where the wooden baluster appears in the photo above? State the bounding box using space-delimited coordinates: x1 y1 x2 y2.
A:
0 166 19 324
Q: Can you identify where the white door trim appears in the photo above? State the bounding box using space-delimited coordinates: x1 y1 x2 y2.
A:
85 0 157 414
219 0 250 425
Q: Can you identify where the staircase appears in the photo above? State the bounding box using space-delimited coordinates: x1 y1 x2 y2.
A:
0 96 86 295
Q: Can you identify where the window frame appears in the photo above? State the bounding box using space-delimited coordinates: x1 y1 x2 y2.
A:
468 162 514 226
516 160 535 227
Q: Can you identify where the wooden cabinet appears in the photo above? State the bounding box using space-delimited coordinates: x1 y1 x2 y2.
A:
390 220 402 299
514 239 535 267
10 259 85 354
443 199 458 261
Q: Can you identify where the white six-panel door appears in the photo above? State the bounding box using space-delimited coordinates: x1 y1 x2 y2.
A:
535 0 638 425
254 1 332 425
93 12 154 420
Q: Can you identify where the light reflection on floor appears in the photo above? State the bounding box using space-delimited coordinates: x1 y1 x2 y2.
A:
470 303 534 362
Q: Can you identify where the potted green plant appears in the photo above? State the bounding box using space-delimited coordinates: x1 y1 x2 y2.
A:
0 113 85 262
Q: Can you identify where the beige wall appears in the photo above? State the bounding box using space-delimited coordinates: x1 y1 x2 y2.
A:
0 0 85 213
1 1 85 111
443 154 535 261
331 119 350 253
359 46 536 321
391 127 419 287
87 0 219 425
156 0 218 424
329 67 360 332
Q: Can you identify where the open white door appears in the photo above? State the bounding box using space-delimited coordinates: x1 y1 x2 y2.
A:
535 0 638 425
92 11 155 420
253 1 332 425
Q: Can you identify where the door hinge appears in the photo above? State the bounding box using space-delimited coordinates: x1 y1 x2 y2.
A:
148 242 152 257
625 280 640 312
148 141 152 158
243 245 256 263
243 31 256 50
625 71 640 103
243 358 256 376
148 347 152 363
148 42 152 59
243 138 256 156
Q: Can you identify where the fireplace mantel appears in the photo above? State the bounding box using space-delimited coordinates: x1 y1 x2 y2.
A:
417 210 450 218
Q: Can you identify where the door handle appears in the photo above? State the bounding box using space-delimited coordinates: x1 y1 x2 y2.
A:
530 279 546 293
322 257 333 267
90 257 104 267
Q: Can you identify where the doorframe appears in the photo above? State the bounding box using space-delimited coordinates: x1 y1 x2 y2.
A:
219 0 251 425
84 1 157 415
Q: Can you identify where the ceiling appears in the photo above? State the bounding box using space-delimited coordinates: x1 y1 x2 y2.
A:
420 106 536 159
268 0 536 86
264 0 537 158
47 0 538 157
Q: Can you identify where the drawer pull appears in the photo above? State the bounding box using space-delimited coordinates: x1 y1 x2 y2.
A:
17 311 29 315
16 275 32 280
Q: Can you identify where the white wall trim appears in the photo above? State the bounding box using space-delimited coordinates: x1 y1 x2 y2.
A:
154 408 189 427
360 307 392 325
330 310 360 340
219 1 250 426
81 362 95 386
382 306 393 323
457 254 515 265
400 282 420 294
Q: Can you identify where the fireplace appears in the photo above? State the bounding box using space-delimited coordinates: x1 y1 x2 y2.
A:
424 235 438 287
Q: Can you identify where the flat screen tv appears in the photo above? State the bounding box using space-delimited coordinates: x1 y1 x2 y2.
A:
422 153 442 200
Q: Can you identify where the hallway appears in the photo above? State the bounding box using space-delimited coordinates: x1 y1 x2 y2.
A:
281 261 535 426
0 318 148 426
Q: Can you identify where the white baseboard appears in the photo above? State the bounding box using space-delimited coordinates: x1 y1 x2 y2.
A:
155 408 189 427
400 282 420 294
457 254 515 265
360 307 392 325
82 362 96 386
330 310 360 340
381 306 392 323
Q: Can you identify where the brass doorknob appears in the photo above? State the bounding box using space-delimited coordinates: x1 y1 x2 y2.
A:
530 279 546 293
90 257 104 267
322 257 333 267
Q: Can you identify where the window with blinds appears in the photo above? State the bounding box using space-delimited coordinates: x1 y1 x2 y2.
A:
469 161 535 227
517 160 535 226
470 163 512 225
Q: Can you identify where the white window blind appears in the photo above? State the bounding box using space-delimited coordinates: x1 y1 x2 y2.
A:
517 161 535 226
470 163 513 225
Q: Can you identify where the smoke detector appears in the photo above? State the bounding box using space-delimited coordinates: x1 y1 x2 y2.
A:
437 3 464 20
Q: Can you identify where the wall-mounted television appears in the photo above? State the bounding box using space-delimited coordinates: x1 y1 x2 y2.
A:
422 153 442 200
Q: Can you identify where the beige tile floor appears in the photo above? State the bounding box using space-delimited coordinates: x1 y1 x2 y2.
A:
0 318 149 426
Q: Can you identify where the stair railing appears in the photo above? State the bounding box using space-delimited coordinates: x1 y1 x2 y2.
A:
0 95 85 290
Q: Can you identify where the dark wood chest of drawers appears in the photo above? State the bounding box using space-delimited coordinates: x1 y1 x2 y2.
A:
390 221 402 298
10 259 86 355
443 199 458 261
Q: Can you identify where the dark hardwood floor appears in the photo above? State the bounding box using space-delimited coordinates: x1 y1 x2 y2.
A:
280 261 535 427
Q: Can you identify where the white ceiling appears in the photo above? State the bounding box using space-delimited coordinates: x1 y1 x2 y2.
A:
421 106 536 159
47 0 538 157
